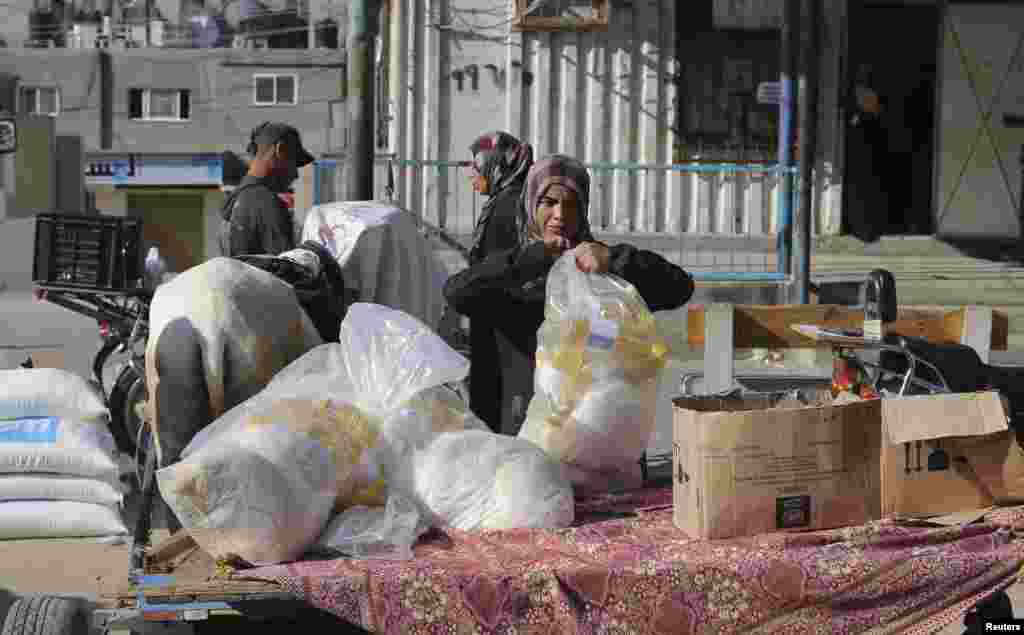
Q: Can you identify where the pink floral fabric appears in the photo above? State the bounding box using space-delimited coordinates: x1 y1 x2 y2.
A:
245 487 1024 634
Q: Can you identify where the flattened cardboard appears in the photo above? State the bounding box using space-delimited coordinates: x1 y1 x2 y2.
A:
881 392 1009 445
880 391 1010 518
673 395 882 540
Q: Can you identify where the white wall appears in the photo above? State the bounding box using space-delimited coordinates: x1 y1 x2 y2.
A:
381 0 848 268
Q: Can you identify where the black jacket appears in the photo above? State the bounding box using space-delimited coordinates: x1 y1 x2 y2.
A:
444 241 695 436
219 175 295 257
465 183 525 432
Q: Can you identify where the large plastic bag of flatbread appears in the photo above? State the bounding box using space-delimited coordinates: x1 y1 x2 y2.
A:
519 254 668 493
157 303 482 565
301 201 447 330
408 429 574 531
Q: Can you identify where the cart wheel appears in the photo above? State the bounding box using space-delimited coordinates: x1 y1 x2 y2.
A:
108 363 148 458
0 596 90 635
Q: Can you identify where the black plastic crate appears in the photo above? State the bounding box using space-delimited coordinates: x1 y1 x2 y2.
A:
33 213 143 291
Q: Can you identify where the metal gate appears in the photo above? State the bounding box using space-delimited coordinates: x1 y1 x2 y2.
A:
935 4 1024 238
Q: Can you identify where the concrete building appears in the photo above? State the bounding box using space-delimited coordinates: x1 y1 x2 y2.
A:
0 46 345 273
376 0 1024 280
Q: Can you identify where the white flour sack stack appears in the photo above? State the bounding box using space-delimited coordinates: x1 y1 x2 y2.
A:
0 369 128 539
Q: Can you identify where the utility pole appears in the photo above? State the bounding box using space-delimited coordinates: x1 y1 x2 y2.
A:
778 0 799 284
794 0 820 304
347 0 381 201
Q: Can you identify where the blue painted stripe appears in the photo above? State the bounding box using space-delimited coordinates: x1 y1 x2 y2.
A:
0 417 59 443
134 574 176 586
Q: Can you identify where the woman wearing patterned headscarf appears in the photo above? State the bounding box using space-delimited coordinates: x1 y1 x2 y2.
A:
445 154 695 436
466 131 534 263
461 131 534 431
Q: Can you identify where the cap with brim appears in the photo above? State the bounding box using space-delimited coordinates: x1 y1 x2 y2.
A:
252 122 315 167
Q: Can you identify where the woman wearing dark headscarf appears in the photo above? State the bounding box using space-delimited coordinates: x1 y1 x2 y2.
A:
461 131 534 431
445 154 695 436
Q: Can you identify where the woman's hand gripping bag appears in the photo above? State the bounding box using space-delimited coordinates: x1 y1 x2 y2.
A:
518 254 668 493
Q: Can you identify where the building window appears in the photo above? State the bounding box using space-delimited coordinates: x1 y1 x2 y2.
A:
129 89 191 121
511 0 609 32
675 4 780 160
20 86 60 116
253 74 298 106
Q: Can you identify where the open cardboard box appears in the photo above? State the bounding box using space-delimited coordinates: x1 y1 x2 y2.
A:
672 391 883 540
672 390 1010 539
880 391 1009 520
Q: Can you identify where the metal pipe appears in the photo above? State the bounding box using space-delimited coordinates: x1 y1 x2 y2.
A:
795 0 820 304
99 50 112 149
390 158 798 175
347 0 381 201
778 0 800 277
313 161 322 205
689 272 788 283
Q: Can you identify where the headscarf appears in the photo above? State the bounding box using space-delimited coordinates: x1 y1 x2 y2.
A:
469 131 533 198
468 131 534 262
519 154 594 247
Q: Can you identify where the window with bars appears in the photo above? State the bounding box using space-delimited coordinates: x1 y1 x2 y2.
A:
19 86 60 117
511 0 609 32
128 88 191 121
253 74 298 106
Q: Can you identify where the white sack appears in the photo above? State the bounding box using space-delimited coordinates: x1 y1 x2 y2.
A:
0 475 124 506
0 500 127 539
0 416 120 484
145 257 324 465
0 447 119 483
0 369 108 422
411 430 575 532
0 417 117 457
301 201 447 330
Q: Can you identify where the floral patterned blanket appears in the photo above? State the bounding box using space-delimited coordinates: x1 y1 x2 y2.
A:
245 487 1024 635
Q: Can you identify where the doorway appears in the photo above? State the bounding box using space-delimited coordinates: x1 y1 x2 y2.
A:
842 2 940 239
127 191 206 273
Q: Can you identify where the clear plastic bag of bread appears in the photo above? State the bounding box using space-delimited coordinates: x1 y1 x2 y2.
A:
157 303 484 565
519 253 668 493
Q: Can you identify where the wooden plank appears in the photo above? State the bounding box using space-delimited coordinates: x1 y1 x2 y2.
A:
146 532 198 567
109 578 286 604
684 304 1010 350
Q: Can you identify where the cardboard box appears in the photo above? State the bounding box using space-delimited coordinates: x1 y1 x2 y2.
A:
673 393 883 539
880 391 1009 518
672 391 1012 539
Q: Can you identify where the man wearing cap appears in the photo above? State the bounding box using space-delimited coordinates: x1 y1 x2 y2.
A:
219 122 315 257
